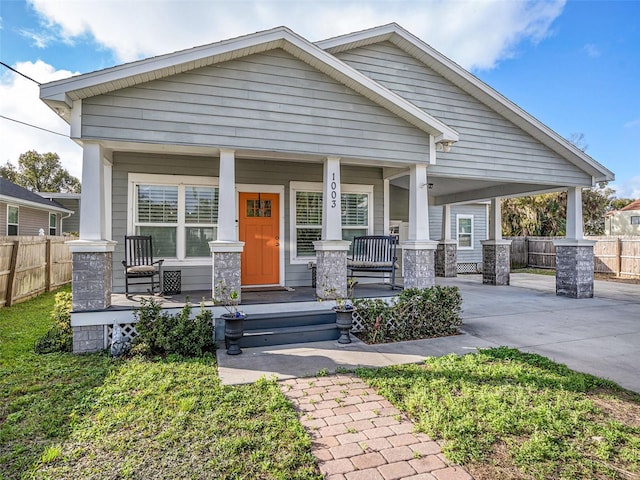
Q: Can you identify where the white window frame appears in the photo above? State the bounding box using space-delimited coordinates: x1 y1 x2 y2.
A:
49 212 57 236
289 181 374 264
456 214 474 250
127 173 219 266
7 205 18 236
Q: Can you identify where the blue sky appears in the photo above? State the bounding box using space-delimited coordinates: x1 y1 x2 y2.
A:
1 0 639 198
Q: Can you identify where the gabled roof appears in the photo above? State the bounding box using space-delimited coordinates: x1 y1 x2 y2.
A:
317 23 614 183
40 26 458 144
0 178 72 213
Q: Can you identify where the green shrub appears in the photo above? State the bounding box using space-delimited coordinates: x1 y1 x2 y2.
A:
353 285 462 344
132 298 214 357
34 291 73 354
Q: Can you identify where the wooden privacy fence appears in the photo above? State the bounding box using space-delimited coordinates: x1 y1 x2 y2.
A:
0 236 73 308
506 236 640 277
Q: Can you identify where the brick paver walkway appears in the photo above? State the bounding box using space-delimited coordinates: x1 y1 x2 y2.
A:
280 374 474 480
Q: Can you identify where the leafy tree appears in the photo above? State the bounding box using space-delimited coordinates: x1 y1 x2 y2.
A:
610 198 635 210
502 185 620 236
501 134 621 236
0 151 80 193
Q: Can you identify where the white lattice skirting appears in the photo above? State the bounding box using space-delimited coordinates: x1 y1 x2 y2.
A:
457 262 482 274
105 323 138 348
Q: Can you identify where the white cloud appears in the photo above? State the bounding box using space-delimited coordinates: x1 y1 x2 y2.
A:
583 43 601 58
28 0 566 70
610 176 640 199
624 118 640 129
0 61 82 179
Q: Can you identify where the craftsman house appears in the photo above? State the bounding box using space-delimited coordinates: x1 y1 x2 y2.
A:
39 24 613 352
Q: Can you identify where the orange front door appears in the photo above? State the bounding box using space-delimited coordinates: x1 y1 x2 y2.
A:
239 192 280 285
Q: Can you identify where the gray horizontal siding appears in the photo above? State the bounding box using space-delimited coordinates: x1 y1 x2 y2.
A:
388 186 486 264
111 152 384 291
428 204 487 264
83 49 431 163
4 205 54 236
336 43 591 186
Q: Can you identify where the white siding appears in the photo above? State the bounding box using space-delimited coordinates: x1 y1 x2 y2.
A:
335 42 592 186
83 49 431 164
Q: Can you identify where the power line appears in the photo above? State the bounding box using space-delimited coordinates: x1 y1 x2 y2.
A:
0 114 68 137
0 61 41 85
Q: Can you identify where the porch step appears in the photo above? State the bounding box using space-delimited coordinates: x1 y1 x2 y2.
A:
238 310 340 348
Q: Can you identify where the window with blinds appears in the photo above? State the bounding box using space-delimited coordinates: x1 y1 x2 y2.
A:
134 183 218 259
185 186 218 257
295 191 322 257
291 185 372 261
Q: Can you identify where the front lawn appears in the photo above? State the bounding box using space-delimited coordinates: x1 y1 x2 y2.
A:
0 289 320 480
357 348 640 479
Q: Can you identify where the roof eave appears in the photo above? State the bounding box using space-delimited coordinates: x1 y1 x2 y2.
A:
0 194 74 214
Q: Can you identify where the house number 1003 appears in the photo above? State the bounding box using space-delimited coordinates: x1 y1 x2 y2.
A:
330 173 337 208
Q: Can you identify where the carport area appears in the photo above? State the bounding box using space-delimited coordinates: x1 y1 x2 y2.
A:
218 273 640 393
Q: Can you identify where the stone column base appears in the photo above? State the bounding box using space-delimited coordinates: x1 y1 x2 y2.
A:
210 241 244 303
436 240 458 277
68 240 116 311
554 240 595 298
73 325 105 354
482 240 511 286
401 240 437 289
314 240 350 299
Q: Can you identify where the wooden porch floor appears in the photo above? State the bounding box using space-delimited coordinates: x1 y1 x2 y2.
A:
110 282 402 310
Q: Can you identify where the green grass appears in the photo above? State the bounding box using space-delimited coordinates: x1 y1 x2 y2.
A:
512 267 556 276
356 348 640 480
1 289 321 480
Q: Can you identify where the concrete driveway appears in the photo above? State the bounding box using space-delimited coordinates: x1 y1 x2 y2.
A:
446 273 640 392
218 273 640 393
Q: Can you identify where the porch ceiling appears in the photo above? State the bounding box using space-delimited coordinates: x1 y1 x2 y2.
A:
390 175 563 205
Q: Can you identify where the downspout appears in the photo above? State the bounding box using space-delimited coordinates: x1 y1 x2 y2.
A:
60 211 73 235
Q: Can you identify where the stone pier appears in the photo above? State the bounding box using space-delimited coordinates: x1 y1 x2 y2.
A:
554 240 595 298
401 241 437 289
482 240 511 286
436 240 458 277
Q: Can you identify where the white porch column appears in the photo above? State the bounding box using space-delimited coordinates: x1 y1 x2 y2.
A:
217 148 238 242
68 142 115 318
79 142 106 240
565 186 584 239
211 148 244 303
482 197 511 285
488 197 502 240
322 156 343 241
401 163 437 289
554 187 594 298
436 204 457 277
315 156 350 299
407 163 429 241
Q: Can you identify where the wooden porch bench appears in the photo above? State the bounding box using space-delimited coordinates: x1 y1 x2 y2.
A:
348 235 399 290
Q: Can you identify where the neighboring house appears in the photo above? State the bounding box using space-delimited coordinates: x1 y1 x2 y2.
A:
40 23 614 318
37 192 81 235
0 178 73 236
605 199 640 236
